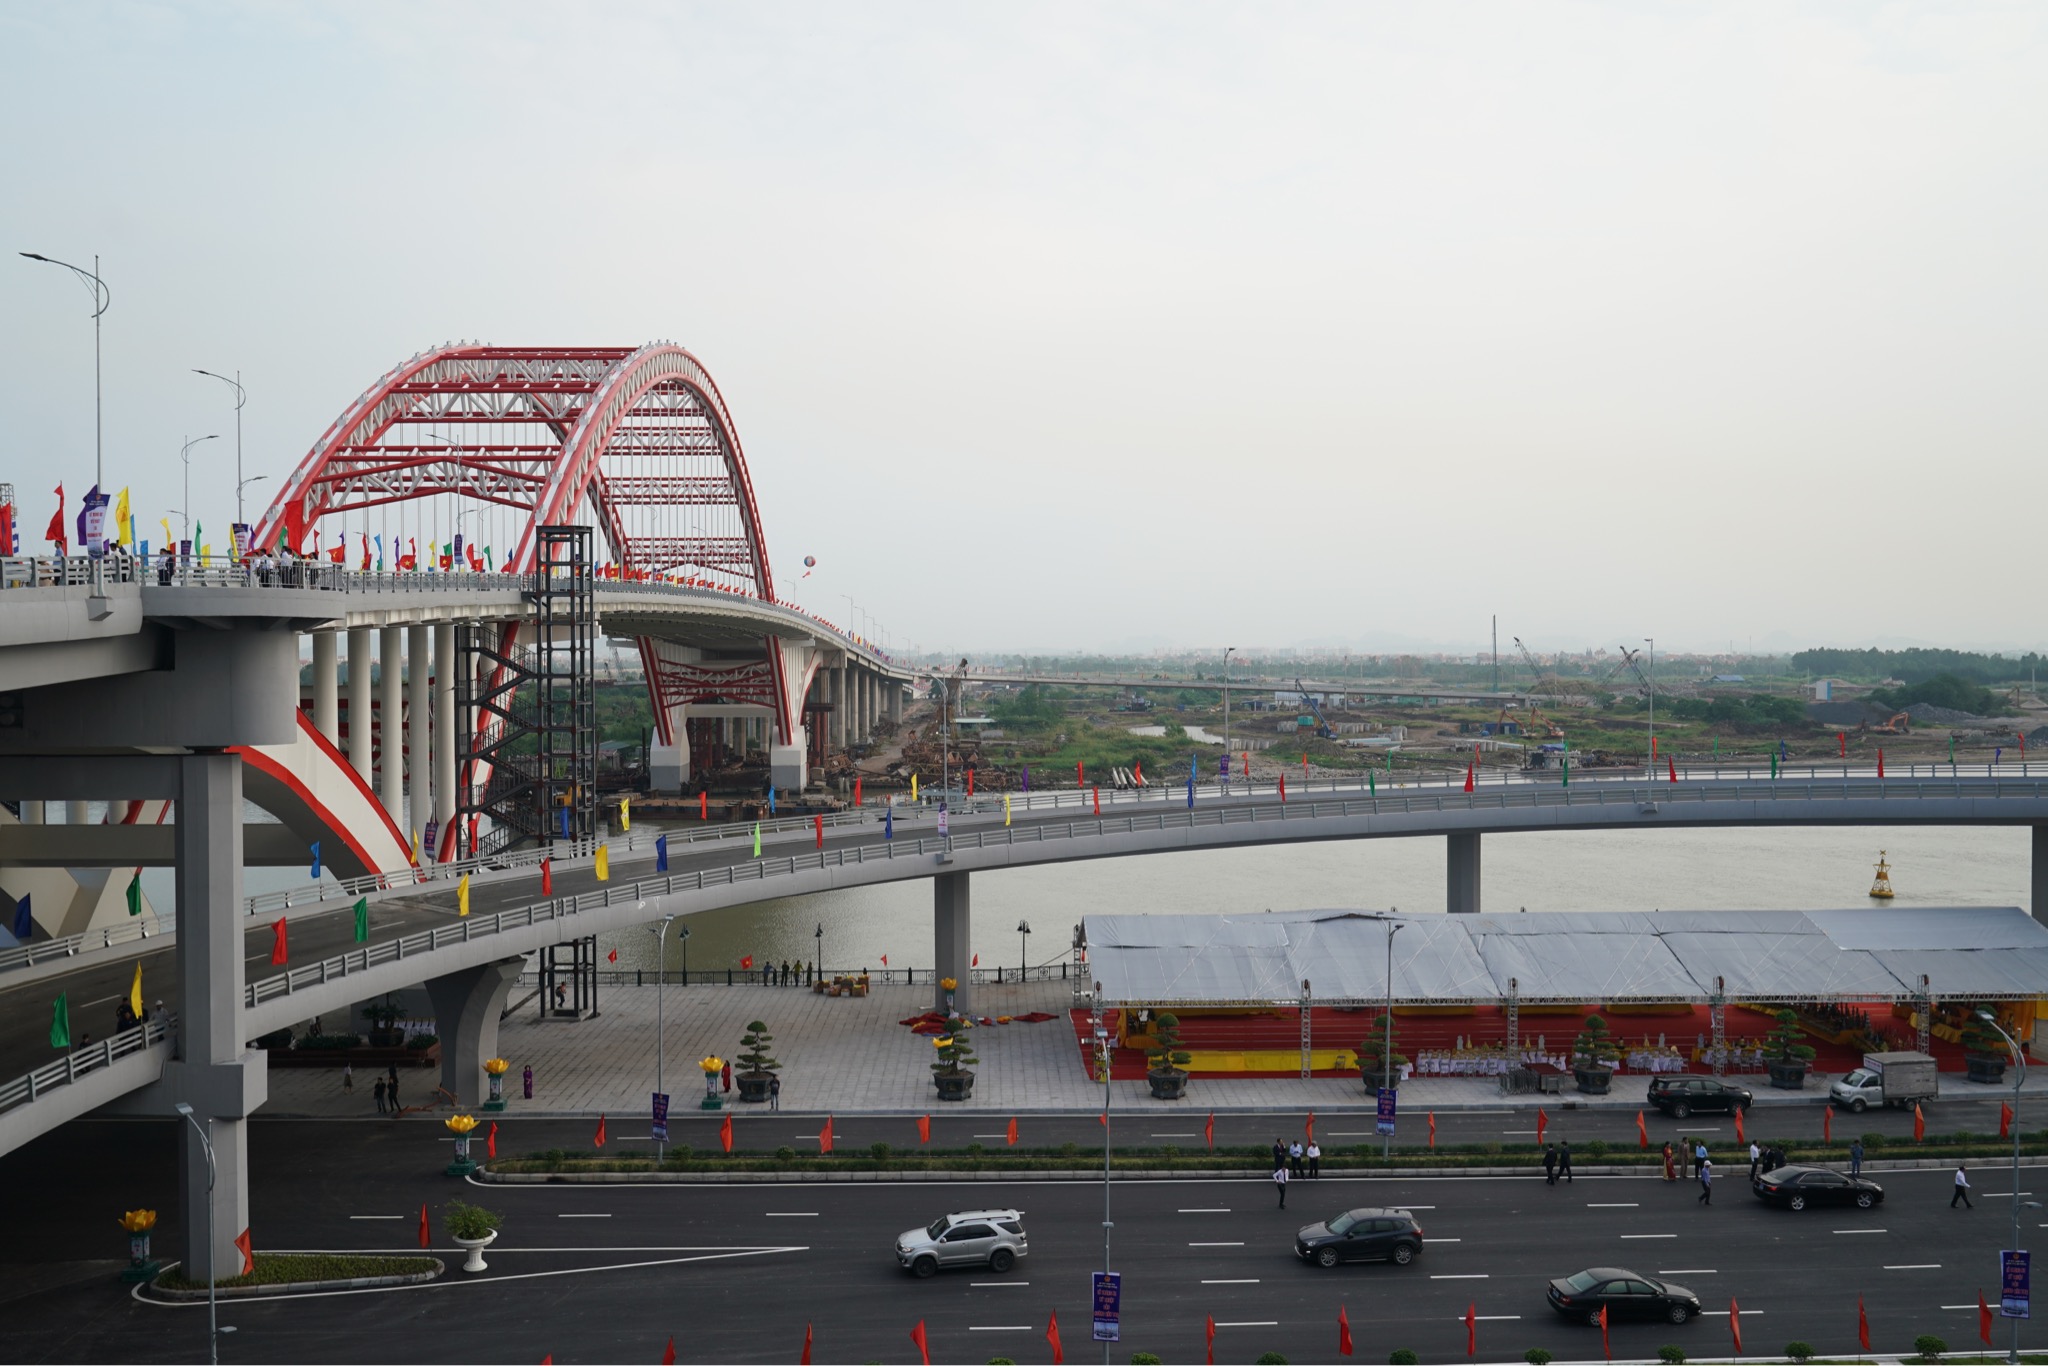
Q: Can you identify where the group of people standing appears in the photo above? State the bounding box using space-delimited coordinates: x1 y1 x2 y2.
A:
342 1062 408 1117
1270 1138 1323 1206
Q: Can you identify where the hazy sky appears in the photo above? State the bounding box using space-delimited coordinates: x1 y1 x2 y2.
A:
4 3 2043 657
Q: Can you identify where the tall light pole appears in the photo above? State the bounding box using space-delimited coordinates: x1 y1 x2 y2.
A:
1017 919 1032 978
173 1102 224 1365
1382 917 1405 1158
1222 647 1236 789
193 370 246 523
237 474 269 530
1976 1009 2030 1365
815 921 824 980
20 252 108 603
1645 638 1656 771
1094 980 1114 1366
181 435 221 547
650 913 677 1161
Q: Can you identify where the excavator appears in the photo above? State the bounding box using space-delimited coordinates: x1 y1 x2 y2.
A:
1861 712 1911 735
1292 678 1337 740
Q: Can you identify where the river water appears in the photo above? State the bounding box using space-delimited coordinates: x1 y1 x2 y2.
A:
599 822 2034 976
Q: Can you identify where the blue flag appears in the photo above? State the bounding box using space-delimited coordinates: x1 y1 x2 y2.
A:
1186 776 1195 810
768 786 776 815
11 894 30 940
309 842 321 878
1022 766 1030 792
558 807 571 838
884 806 893 840
655 834 669 873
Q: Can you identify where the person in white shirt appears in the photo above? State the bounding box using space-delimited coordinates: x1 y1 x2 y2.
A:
1305 1141 1322 1178
1953 1163 1974 1209
1273 1162 1290 1208
1748 1141 1761 1181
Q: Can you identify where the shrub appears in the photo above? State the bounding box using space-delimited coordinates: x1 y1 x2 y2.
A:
1253 1355 1289 1365
1146 1012 1192 1072
1574 1013 1620 1069
870 1141 892 1162
1061 1142 1080 1159
1769 1009 1818 1065
1583 1139 1609 1158
1863 1132 1888 1148
405 1033 438 1050
443 1200 501 1240
1525 1351 1554 1365
1914 1334 1947 1362
738 1020 780 1075
669 1144 692 1163
988 1359 1016 1364
774 1146 797 1162
967 1142 986 1157
1783 1343 1813 1363
1390 1352 1420 1365
1357 1012 1410 1079
1658 1347 1686 1364
1130 1355 1164 1365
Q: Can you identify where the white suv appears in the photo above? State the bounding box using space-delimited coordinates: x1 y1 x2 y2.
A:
895 1209 1029 1277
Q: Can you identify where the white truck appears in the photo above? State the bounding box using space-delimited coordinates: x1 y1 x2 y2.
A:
1829 1051 1939 1112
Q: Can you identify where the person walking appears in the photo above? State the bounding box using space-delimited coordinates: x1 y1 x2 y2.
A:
1953 1162 1974 1209
373 1076 387 1114
1849 1138 1864 1177
1273 1161 1290 1208
1543 1144 1559 1186
1306 1141 1321 1179
1697 1157 1714 1205
1558 1140 1574 1183
343 1063 354 1095
1748 1140 1761 1182
1661 1141 1676 1182
769 1075 781 1112
1288 1140 1305 1177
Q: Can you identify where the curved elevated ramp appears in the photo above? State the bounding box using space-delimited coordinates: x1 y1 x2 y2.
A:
236 710 414 881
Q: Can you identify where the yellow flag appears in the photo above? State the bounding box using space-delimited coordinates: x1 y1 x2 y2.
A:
595 845 610 881
159 517 171 547
199 543 210 563
410 829 420 865
129 962 143 1020
457 874 470 917
1004 794 1012 827
911 773 919 801
114 488 131 545
620 797 630 833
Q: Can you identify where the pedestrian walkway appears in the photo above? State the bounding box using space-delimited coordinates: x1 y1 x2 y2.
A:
258 980 2048 1119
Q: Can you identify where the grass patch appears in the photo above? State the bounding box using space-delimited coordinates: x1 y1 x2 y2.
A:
156 1253 438 1291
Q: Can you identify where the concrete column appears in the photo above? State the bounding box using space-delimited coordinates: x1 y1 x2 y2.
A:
346 626 374 782
378 626 403 821
173 752 260 1279
770 739 807 791
433 624 457 849
2034 824 2047 927
828 667 844 750
18 800 41 824
888 679 901 723
312 631 339 745
866 671 878 737
934 870 972 1014
65 800 90 825
1447 831 1481 914
407 625 431 846
425 958 527 1105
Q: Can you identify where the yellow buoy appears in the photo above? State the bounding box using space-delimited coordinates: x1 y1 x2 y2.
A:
1869 851 1895 899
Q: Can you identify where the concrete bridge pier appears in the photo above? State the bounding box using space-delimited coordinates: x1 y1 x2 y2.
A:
1447 831 1481 914
934 870 971 1015
346 626 374 782
424 957 527 1105
312 631 338 745
433 624 457 853
2035 824 2047 927
406 624 430 846
378 626 403 821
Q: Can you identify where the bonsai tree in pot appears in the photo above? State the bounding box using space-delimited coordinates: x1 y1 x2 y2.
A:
1145 1012 1193 1100
1572 1013 1621 1094
735 1020 780 1103
930 1017 979 1101
1766 1009 1819 1089
444 1199 502 1274
1962 1008 2010 1084
1355 1013 1410 1095
361 994 408 1048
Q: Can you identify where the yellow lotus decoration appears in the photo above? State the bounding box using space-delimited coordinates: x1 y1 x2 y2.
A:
932 1036 952 1049
118 1209 158 1233
444 1114 480 1135
483 1058 510 1076
698 1055 724 1074
939 977 958 991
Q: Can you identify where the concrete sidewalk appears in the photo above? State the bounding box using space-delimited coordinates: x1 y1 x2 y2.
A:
259 980 2048 1119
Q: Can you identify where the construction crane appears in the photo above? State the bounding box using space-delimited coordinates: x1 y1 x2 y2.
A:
1292 678 1337 740
941 657 970 743
1510 637 1568 739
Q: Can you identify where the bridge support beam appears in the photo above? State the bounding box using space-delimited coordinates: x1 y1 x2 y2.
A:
934 870 972 1014
347 626 373 784
1447 831 1481 914
433 624 456 855
407 625 430 845
379 625 403 822
770 741 807 792
2035 824 2047 928
312 631 338 745
425 957 527 1106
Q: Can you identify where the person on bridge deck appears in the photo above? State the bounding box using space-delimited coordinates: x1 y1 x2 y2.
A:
1697 1158 1714 1205
1558 1140 1573 1183
1273 1162 1289 1208
1543 1144 1559 1185
1952 1163 1973 1209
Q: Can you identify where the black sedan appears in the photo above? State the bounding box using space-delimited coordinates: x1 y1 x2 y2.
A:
1547 1267 1702 1326
1295 1208 1425 1267
1751 1164 1884 1211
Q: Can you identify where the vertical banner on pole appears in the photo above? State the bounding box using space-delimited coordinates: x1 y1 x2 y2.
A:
1092 1270 1122 1343
2002 1249 2031 1318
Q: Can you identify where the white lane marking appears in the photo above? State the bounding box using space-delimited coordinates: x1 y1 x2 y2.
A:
1327 1131 1378 1136
971 1133 1010 1139
1503 1129 1538 1135
1660 1269 1717 1274
1621 1234 1677 1239
349 1215 405 1221
1153 1132 1200 1137
1214 1321 1279 1327
763 1212 818 1218
1588 1203 1640 1208
971 1282 1030 1287
1394 1205 1437 1210
557 1213 611 1219
1466 1315 1523 1321
1180 1208 1231 1213
1983 1192 2034 1197
1432 1274 1489 1280
1190 1242 1245 1247
1426 1238 1462 1243
1834 1229 1889 1234
1737 1310 1765 1315
1943 1304 1984 1309
968 1326 1034 1331
1203 1279 1260 1284
1886 1264 1943 1270
80 994 121 1008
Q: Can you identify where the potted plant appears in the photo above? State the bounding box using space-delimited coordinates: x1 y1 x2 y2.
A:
1766 1009 1818 1089
736 1021 780 1103
1963 1010 2011 1084
930 1017 978 1101
1572 1013 1620 1094
1145 1012 1193 1100
361 994 408 1048
1355 1012 1410 1095
444 1199 502 1274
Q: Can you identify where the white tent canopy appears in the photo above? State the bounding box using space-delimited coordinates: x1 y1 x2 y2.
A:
1084 907 2048 1006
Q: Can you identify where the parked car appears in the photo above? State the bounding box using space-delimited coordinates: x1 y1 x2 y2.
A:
1751 1165 1884 1211
1547 1267 1702 1325
1294 1208 1425 1268
1646 1074 1753 1118
896 1209 1028 1278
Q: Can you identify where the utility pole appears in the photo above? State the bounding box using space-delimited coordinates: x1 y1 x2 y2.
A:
1492 615 1498 694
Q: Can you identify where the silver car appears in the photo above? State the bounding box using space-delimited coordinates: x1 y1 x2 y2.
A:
895 1208 1029 1277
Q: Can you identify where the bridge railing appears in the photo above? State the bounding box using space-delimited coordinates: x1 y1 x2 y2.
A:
0 1017 168 1118
243 775 2048 1012
0 554 143 589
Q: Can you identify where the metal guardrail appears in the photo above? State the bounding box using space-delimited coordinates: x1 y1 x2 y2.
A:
0 554 143 589
243 776 2048 1011
518 963 1078 990
0 1017 167 1117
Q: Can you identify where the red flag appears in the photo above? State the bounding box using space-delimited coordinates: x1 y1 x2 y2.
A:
1536 1108 1548 1145
1730 1298 1743 1354
853 777 862 807
661 1336 676 1365
1824 1105 1832 1142
972 953 978 966
328 542 346 564
910 1319 929 1366
1428 1111 1437 1149
1006 1116 1018 1146
880 954 888 966
467 814 479 850
487 1122 497 1159
819 1115 834 1154
800 1323 813 1366
541 1358 552 1365
1092 785 1100 815
1463 764 1475 793
1077 761 1084 787
540 859 552 895
967 768 975 797
1205 1112 1215 1149
607 948 618 964
814 814 823 849
720 1113 733 1153
916 1114 931 1145
1858 1295 1870 1351
595 1114 607 1147
1305 1110 1316 1140
1467 1303 1479 1357
270 917 288 965
1668 755 1678 783
1206 1314 1217 1365
741 954 753 969
1914 1103 1926 1141
418 1203 430 1248
1134 761 1144 784
1046 1310 1064 1365
234 1227 254 1276
1840 731 1847 757
1735 1106 1746 1145
1637 1110 1649 1149
1598 1303 1609 1360
1878 749 1886 779
1981 1292 1995 1346
700 790 708 820
1338 1304 1354 1357
1279 774 1287 802
2001 1102 2014 1139
45 484 65 552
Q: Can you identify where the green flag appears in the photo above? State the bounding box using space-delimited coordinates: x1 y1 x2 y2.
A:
1368 770 1376 796
352 897 368 944
125 872 142 917
50 993 70 1048
751 822 761 858
1561 755 1569 787
1770 750 1779 779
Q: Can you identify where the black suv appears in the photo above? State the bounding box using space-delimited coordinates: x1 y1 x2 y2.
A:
1647 1074 1752 1119
1295 1208 1425 1268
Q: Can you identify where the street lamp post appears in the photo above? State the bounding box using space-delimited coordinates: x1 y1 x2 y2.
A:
1977 1009 2030 1365
20 252 109 604
172 1102 227 1365
1017 919 1032 978
650 913 677 1161
815 922 824 981
1645 637 1656 771
193 370 247 524
237 475 269 537
1094 980 1114 1366
180 435 221 550
678 923 690 984
1222 647 1236 789
1382 917 1405 1158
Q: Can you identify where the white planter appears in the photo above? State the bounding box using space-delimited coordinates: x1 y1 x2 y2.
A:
451 1229 497 1273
